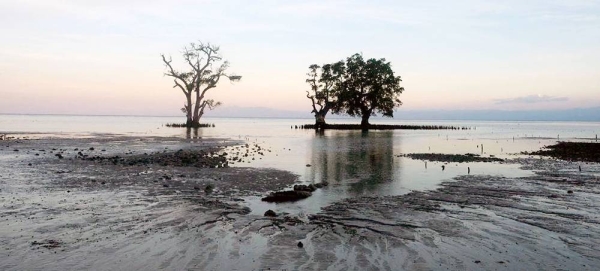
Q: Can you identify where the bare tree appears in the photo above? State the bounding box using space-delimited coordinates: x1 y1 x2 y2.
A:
161 42 241 127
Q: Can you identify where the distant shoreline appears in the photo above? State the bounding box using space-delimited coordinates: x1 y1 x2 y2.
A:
2 113 600 122
2 105 600 122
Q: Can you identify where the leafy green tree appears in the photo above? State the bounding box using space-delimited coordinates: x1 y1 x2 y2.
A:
161 42 241 127
305 61 345 128
339 54 404 128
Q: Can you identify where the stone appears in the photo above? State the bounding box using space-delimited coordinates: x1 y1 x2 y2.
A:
293 184 317 192
262 190 312 203
264 209 277 217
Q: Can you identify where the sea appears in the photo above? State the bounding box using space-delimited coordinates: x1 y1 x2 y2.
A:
2 114 599 214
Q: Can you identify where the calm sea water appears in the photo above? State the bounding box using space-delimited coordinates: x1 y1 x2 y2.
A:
2 114 599 214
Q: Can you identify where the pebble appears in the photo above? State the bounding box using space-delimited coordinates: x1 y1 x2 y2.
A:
264 210 277 217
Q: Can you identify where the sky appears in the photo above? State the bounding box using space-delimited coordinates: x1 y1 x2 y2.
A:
1 0 599 116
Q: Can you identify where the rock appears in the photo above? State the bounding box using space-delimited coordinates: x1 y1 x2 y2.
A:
264 209 277 217
567 190 573 194
314 181 329 188
297 241 304 248
294 184 316 192
205 184 214 193
262 190 312 203
89 147 95 151
306 164 311 167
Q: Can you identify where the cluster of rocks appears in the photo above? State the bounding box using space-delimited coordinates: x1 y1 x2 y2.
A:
224 143 271 165
261 182 328 203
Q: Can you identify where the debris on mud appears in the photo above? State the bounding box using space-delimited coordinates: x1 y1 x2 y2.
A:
525 142 600 162
401 153 504 163
31 240 62 249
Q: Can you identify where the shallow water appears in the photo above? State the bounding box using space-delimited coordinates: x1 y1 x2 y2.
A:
2 114 600 215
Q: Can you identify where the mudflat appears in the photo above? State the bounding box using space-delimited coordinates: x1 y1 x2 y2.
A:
1 135 599 270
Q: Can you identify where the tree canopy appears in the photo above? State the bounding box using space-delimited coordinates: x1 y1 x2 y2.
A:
306 53 404 128
339 54 404 126
305 61 345 127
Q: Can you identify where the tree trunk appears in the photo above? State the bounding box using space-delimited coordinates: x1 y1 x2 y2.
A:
361 114 370 129
185 94 193 126
314 112 326 129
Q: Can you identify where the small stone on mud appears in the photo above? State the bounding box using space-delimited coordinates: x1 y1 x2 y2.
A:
314 182 328 188
294 184 316 192
262 190 312 203
205 184 214 193
297 241 304 248
306 164 311 167
163 184 169 188
474 260 481 264
567 190 573 194
264 209 277 217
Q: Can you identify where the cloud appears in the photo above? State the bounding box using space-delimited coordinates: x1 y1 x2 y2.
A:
493 95 569 104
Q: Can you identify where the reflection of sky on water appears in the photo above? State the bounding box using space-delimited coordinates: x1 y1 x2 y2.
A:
247 129 537 215
2 115 599 215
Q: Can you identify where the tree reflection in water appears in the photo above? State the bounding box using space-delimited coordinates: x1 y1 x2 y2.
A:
185 127 202 141
308 130 399 195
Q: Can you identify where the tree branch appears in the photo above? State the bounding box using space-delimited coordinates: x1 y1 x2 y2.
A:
162 54 189 95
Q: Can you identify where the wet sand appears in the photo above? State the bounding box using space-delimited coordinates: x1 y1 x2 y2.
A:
1 136 600 270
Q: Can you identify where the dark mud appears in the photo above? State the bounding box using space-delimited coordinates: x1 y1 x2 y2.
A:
0 136 298 270
526 141 600 163
250 158 600 270
402 153 505 163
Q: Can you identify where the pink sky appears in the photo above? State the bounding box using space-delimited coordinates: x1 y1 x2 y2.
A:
1 1 599 116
